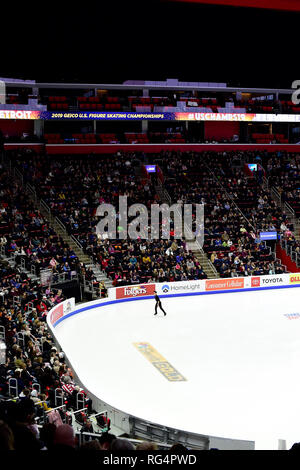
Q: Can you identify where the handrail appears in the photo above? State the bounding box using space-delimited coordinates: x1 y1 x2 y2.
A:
280 237 300 268
45 404 67 414
83 278 105 297
40 198 51 217
14 167 23 185
26 182 35 196
55 216 67 233
202 159 257 234
270 186 281 206
51 271 79 285
75 431 173 449
159 179 218 276
284 201 295 218
71 234 84 252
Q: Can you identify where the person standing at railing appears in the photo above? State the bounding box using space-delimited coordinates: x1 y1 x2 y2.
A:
80 419 95 442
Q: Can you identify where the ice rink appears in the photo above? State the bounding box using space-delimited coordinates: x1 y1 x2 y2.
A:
53 287 300 450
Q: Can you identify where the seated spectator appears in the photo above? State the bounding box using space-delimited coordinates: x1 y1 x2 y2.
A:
0 419 15 450
52 424 76 450
136 441 158 450
111 438 136 451
98 432 117 450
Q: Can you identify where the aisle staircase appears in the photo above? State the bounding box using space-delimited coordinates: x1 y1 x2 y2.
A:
3 161 114 296
33 194 114 294
155 181 219 279
262 175 299 268
0 247 40 282
185 241 219 279
262 175 300 238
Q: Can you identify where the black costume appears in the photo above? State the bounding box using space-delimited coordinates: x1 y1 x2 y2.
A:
154 293 167 316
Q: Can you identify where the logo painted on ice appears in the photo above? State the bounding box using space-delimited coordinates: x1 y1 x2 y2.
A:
137 343 150 349
284 313 300 320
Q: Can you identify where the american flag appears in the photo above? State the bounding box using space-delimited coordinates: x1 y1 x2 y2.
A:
61 382 75 395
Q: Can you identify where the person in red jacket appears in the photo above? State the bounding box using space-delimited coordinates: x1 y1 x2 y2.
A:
36 300 48 319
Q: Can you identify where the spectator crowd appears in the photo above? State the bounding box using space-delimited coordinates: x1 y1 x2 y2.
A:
1 147 300 451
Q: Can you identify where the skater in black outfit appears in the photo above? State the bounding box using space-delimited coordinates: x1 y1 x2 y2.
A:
154 291 167 316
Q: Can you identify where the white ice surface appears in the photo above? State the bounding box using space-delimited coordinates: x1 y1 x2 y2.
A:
53 287 300 450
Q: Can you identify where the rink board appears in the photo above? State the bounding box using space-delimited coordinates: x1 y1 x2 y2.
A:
47 275 300 450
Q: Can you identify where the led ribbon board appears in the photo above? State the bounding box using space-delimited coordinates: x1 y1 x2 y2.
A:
2 109 300 122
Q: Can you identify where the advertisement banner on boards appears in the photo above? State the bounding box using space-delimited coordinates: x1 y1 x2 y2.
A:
289 273 300 285
49 298 75 325
116 284 156 299
259 274 287 286
205 278 245 291
156 281 204 295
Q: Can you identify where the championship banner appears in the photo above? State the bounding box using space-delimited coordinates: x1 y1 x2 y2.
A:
176 112 300 123
0 110 170 121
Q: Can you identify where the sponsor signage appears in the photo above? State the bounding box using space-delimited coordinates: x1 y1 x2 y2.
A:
205 278 244 291
290 274 300 284
49 298 75 325
259 231 277 241
50 304 63 325
116 284 156 299
113 275 294 300
160 282 203 294
251 277 260 287
133 342 186 382
260 276 285 285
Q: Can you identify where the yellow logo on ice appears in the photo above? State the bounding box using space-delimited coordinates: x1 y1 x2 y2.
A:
133 342 186 382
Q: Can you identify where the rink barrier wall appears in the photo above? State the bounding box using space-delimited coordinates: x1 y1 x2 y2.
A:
49 283 300 329
46 277 261 450
48 273 300 450
47 273 300 329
